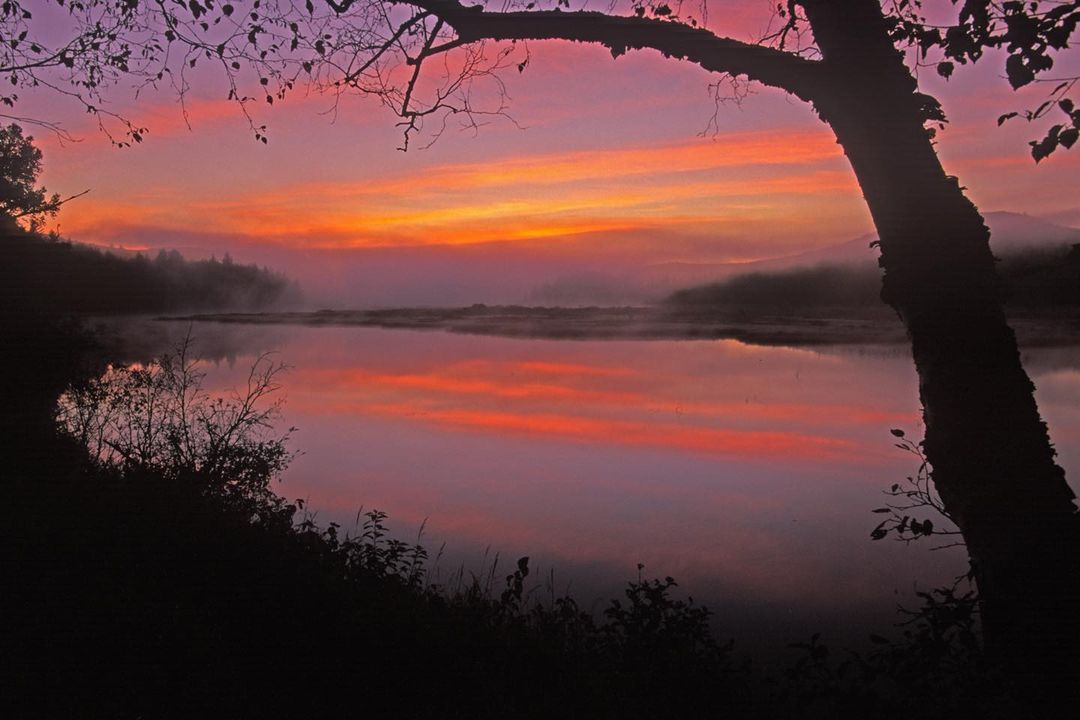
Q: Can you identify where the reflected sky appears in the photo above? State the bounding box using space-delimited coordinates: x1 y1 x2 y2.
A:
185 323 1080 647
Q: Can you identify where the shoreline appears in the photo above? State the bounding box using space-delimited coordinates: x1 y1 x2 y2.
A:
157 305 1080 348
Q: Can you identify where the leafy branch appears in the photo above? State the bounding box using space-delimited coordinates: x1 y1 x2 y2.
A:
870 428 964 549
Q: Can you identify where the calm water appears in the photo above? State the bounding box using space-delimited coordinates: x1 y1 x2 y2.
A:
130 320 1080 648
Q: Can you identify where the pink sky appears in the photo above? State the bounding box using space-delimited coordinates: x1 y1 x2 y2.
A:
27 2 1080 305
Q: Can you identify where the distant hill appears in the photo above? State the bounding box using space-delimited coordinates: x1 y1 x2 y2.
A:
2 226 300 316
666 213 1080 315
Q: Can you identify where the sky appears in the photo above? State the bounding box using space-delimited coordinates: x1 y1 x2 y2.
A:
27 0 1080 306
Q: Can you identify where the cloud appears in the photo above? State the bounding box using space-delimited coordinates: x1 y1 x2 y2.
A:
61 128 858 254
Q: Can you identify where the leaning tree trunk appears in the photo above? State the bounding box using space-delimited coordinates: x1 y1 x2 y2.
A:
404 0 1080 688
803 0 1080 688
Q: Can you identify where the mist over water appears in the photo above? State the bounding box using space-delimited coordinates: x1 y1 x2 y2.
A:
107 319 1080 652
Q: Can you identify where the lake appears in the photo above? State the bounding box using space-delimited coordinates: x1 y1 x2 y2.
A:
105 318 1080 652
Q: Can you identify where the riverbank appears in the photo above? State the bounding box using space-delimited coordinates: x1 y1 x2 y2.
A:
162 305 1080 348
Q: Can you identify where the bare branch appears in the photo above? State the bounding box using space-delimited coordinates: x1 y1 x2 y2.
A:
11 189 90 219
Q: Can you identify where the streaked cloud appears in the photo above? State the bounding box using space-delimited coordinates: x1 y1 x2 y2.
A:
62 129 860 254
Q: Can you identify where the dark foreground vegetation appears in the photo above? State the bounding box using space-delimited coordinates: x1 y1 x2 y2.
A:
2 310 1042 720
1 223 298 315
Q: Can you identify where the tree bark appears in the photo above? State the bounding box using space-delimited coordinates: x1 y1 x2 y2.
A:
802 0 1080 687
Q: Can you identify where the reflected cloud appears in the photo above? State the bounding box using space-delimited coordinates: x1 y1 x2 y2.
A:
176 323 986 624
361 403 857 461
284 350 913 464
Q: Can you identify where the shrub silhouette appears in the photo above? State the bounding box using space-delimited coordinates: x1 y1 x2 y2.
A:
56 334 295 507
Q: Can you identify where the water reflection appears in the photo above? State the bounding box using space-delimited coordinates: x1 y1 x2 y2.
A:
123 321 1080 647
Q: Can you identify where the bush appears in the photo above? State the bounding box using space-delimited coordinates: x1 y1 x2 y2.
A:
55 334 295 506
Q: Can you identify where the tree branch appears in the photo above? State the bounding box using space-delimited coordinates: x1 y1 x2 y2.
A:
11 189 90 219
392 0 828 102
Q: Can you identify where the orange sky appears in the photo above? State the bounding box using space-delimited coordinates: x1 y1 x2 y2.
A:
27 4 1080 304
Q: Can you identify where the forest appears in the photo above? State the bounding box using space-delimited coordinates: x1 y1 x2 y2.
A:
1 224 298 315
668 244 1080 314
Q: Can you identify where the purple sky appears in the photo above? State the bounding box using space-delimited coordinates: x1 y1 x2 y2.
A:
26 1 1080 304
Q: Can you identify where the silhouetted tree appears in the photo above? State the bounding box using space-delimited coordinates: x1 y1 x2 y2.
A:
4 0 1078 686
0 123 61 229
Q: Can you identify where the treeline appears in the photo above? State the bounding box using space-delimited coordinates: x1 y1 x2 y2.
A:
2 224 299 315
998 244 1080 307
666 264 883 314
667 244 1080 315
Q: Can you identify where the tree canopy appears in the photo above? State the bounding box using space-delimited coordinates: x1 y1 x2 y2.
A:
0 123 61 226
1 1 1077 157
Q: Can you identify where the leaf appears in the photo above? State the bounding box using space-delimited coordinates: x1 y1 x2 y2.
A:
1006 54 1034 89
997 111 1019 126
1059 127 1079 150
890 428 905 438
936 61 954 79
1031 124 1063 162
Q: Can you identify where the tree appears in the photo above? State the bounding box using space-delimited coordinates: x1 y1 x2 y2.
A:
0 123 60 228
0 122 87 231
4 0 1078 686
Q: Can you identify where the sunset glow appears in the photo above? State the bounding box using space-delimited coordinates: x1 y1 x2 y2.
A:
12 2 1080 709
55 130 858 250
25 12 1076 307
